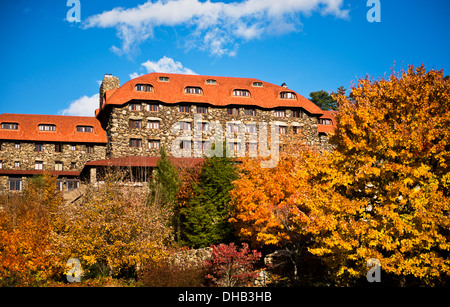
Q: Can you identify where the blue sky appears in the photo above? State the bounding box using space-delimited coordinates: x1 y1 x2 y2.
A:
0 0 449 116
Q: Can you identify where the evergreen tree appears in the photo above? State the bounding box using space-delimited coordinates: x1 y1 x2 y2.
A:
181 147 239 248
149 146 181 238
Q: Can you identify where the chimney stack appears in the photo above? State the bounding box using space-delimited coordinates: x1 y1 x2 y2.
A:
99 74 120 109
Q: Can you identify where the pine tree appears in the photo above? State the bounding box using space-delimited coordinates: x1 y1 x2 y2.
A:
149 146 181 239
181 148 239 248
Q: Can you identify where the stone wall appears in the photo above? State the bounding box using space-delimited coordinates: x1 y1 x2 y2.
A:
105 101 324 159
0 141 106 172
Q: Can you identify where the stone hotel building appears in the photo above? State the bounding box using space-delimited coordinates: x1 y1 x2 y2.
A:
0 73 336 192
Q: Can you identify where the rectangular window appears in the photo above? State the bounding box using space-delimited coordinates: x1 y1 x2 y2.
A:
67 179 80 192
292 126 300 135
227 108 239 116
196 141 210 151
233 90 250 97
159 76 169 82
70 145 77 151
196 122 209 132
319 119 332 125
278 126 287 134
35 161 43 170
179 105 190 113
227 123 240 133
206 79 217 85
14 161 20 168
129 138 142 148
292 109 303 118
252 82 263 87
76 126 94 133
179 121 192 131
55 162 63 171
149 140 160 149
135 84 153 92
274 110 286 117
147 120 160 130
147 104 159 112
55 143 63 153
1 123 19 130
196 106 208 114
86 145 94 154
185 87 203 94
35 143 43 152
0 160 2 169
245 124 257 133
38 124 56 131
180 140 192 150
129 119 142 129
244 108 256 116
280 92 296 99
56 179 63 192
15 143 20 150
9 177 22 191
129 103 142 111
229 142 241 152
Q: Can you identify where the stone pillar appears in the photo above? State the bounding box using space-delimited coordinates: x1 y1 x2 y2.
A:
99 74 120 110
90 167 97 185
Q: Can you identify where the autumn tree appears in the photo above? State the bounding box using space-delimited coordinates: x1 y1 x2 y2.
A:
314 64 450 286
204 243 261 287
54 174 172 279
0 173 63 286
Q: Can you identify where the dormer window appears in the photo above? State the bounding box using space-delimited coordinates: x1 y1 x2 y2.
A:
280 92 297 99
319 119 332 125
1 122 18 130
159 76 169 82
206 79 217 85
252 82 263 87
38 124 56 131
233 89 250 97
76 126 94 133
135 84 153 92
185 87 203 95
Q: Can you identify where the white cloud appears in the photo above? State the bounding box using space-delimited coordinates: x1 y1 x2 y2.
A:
60 94 99 117
84 0 349 57
129 56 197 79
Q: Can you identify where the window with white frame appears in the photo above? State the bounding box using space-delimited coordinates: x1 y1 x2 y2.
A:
147 104 159 112
129 103 141 111
185 87 203 94
135 84 153 92
147 120 160 130
274 110 286 117
233 89 250 97
55 162 63 171
38 124 56 131
179 121 192 131
35 161 43 170
149 140 160 149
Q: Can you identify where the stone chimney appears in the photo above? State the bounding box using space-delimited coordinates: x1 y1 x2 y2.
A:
99 74 120 109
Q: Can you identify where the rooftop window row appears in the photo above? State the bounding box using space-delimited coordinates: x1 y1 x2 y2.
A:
134 83 296 99
1 123 94 133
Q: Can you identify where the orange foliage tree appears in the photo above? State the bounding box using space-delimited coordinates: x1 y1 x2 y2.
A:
0 173 63 286
230 65 450 286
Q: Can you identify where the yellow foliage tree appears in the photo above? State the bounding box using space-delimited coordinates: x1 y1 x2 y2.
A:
230 65 450 286
54 175 172 278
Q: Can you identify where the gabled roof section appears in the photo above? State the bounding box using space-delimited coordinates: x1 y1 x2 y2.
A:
318 110 338 133
0 114 106 143
97 73 323 118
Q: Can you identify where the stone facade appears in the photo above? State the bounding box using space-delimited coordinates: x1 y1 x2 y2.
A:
105 101 323 159
0 141 105 172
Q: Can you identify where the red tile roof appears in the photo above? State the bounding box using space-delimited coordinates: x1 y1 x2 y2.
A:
0 114 106 143
97 73 324 118
84 156 203 168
